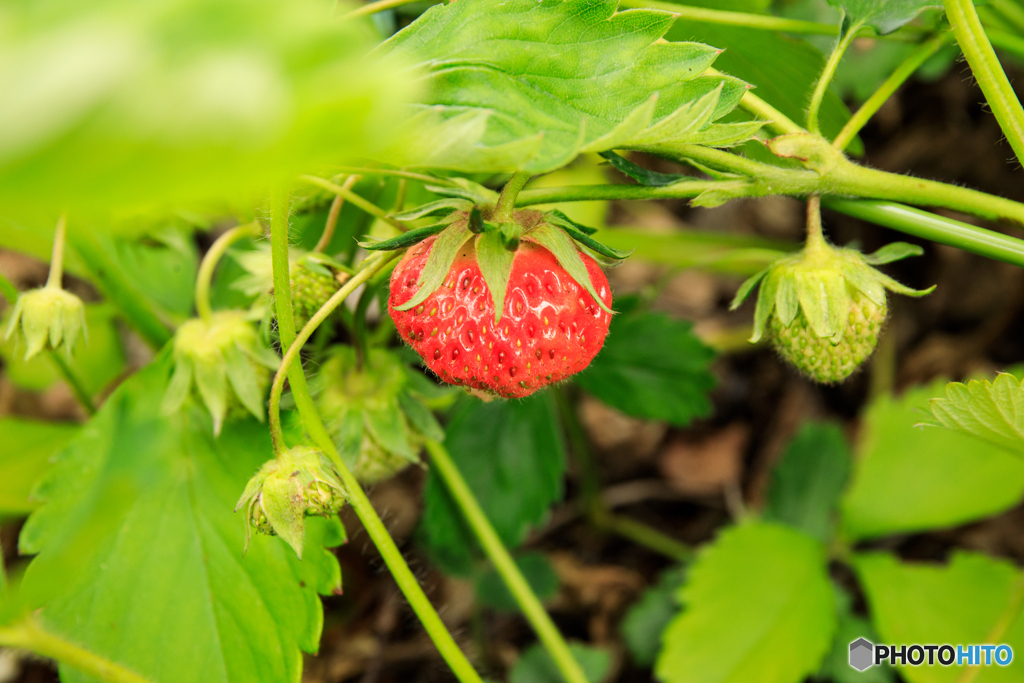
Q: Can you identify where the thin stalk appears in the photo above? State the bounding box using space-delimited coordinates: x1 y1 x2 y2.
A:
706 67 805 135
394 177 409 213
46 216 67 289
990 0 1024 35
425 440 589 683
299 175 409 233
0 617 152 683
0 271 18 305
331 166 458 186
49 351 96 415
315 175 360 253
833 32 953 151
596 513 692 563
493 171 532 223
352 279 379 371
268 200 483 683
195 222 259 323
804 196 827 254
946 0 1024 165
807 23 863 135
68 231 172 349
617 0 837 35
517 179 748 205
343 0 421 19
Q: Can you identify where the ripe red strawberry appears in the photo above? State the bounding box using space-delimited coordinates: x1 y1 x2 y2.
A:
389 235 613 398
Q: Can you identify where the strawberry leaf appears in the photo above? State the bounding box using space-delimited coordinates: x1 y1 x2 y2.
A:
18 353 344 683
621 568 685 667
511 643 611 683
928 373 1024 456
826 0 941 35
0 418 78 516
376 0 748 173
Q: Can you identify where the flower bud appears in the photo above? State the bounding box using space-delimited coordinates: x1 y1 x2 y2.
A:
5 286 87 360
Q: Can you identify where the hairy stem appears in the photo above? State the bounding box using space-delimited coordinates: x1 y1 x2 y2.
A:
808 23 862 135
833 32 953 151
804 196 827 255
493 171 532 223
946 0 1024 165
425 440 590 683
0 617 152 683
315 175 360 253
300 175 409 233
268 201 484 683
49 351 96 415
618 0 837 35
331 166 459 186
46 216 67 289
195 222 259 323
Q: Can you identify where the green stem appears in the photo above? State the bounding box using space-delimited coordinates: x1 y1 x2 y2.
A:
0 271 18 305
807 22 862 135
0 617 152 683
946 0 1024 165
617 0 837 35
331 166 458 187
493 171 532 223
518 179 748 205
342 0 421 19
804 195 827 253
268 200 484 683
595 513 692 563
424 440 589 683
833 32 953 151
67 231 172 349
195 223 258 323
315 176 359 254
299 175 409 233
46 216 67 289
49 351 96 415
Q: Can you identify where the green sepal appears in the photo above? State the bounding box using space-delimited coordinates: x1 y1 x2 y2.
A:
360 223 449 251
334 409 364 467
863 242 924 265
365 402 417 462
224 344 265 422
775 271 800 327
840 260 886 307
242 342 284 371
469 207 486 234
545 209 599 236
161 356 193 415
526 223 613 314
398 392 445 442
391 198 473 221
750 269 779 343
193 359 228 436
544 213 633 261
730 267 769 310
600 151 691 187
260 475 307 558
394 218 474 311
476 229 517 324
873 271 936 298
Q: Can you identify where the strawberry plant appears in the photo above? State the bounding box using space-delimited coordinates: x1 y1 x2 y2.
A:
3 0 1024 681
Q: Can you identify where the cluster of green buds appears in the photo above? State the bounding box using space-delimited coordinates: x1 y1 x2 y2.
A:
5 286 87 361
315 345 445 484
235 445 347 557
162 310 280 434
232 244 348 325
732 206 933 383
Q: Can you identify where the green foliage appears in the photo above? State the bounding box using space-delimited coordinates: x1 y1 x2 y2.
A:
817 587 894 683
510 643 611 683
621 567 685 668
764 421 851 543
0 0 408 212
929 373 1024 456
100 229 199 318
574 307 716 426
656 521 835 683
475 552 560 613
841 381 1024 540
419 393 566 573
18 354 344 683
855 551 1024 683
376 0 749 173
0 418 78 516
826 0 942 35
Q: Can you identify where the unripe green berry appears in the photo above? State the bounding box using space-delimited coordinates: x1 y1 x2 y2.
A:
5 286 87 360
291 263 340 324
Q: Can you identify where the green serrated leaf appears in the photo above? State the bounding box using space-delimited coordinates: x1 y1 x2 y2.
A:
360 222 448 251
765 422 851 543
394 218 473 312
656 521 836 683
419 393 566 575
855 551 1024 683
827 0 941 35
575 310 715 426
818 586 895 683
511 643 611 683
0 418 78 516
625 84 723 148
841 380 1024 540
377 0 747 173
18 353 343 683
929 373 1024 456
526 223 613 315
681 120 765 147
474 229 516 325
476 551 559 613
391 198 474 221
622 568 685 667
862 241 925 265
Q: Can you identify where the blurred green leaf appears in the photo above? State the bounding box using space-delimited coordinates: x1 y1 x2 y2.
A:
826 0 941 34
0 0 410 212
841 381 1024 540
622 567 685 668
855 551 1024 683
817 586 894 683
510 643 611 683
376 0 748 173
475 551 559 613
1 304 126 395
928 373 1024 456
597 227 793 275
100 229 199 318
765 421 851 543
656 521 835 683
419 393 566 574
575 309 715 426
17 352 344 683
0 418 78 516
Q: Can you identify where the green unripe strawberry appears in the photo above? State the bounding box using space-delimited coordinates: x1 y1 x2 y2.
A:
291 262 341 324
5 286 87 361
232 244 347 324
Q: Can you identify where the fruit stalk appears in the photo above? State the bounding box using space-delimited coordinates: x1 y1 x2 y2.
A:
807 20 862 135
314 175 360 253
46 216 67 289
194 222 259 323
493 171 532 223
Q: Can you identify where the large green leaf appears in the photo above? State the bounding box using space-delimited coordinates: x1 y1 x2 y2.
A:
655 521 835 683
0 0 409 212
764 421 851 543
0 418 78 516
376 0 749 173
510 643 611 683
419 393 566 574
817 587 894 683
826 0 941 35
574 307 716 426
856 551 1024 683
929 373 1024 456
841 381 1024 540
18 354 344 683
621 567 685 668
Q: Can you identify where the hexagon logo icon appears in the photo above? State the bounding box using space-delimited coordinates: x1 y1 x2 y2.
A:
849 638 874 671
